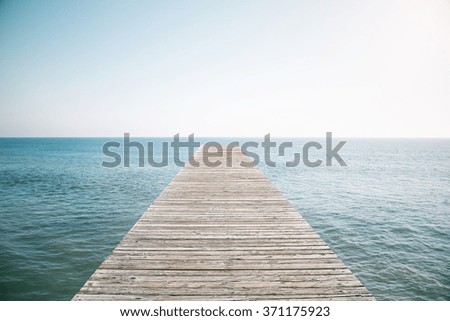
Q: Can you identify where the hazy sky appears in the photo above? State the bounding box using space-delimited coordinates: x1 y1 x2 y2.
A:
1 0 449 137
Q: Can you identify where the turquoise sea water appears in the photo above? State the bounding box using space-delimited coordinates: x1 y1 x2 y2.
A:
0 138 449 300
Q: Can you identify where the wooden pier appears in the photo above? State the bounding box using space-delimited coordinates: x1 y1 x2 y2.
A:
74 147 372 300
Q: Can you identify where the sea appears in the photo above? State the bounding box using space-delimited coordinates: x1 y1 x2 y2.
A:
0 137 449 300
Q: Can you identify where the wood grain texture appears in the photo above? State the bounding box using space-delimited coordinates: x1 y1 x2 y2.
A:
73 147 372 301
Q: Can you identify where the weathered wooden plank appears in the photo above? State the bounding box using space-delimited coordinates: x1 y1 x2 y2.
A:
90 268 355 277
117 241 329 247
84 279 364 289
89 273 358 282
74 146 372 301
73 293 373 301
111 251 336 257
114 246 332 251
77 285 370 296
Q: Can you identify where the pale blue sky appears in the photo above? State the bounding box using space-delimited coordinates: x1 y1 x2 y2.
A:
1 0 449 137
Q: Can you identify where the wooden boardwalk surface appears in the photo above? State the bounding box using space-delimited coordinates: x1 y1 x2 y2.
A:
74 147 372 300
